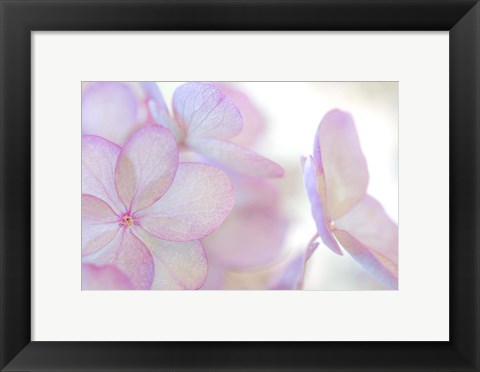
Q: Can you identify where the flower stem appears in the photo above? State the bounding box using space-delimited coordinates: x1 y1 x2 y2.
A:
306 232 320 256
297 232 320 289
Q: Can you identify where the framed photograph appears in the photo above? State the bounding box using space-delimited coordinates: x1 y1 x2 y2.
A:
1 0 478 371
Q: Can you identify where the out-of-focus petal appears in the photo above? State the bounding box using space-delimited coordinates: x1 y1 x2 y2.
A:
81 263 134 290
83 229 154 290
148 100 184 142
143 82 185 142
335 195 398 263
137 162 234 241
315 109 369 220
140 82 167 111
172 82 243 139
200 262 226 290
135 227 207 289
204 205 287 269
115 126 178 212
270 253 307 290
300 155 307 170
214 83 265 147
82 195 120 256
203 177 287 269
82 135 124 214
224 251 305 290
303 156 342 255
333 229 398 289
189 138 284 178
229 173 281 208
82 82 139 145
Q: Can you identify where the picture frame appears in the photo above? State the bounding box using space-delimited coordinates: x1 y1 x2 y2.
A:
1 0 478 371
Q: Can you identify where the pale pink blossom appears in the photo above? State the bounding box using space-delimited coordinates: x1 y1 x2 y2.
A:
82 125 234 290
303 109 398 289
82 82 161 145
148 82 283 178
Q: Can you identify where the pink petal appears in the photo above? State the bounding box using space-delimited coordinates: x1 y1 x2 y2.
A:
83 229 154 290
188 138 284 178
172 82 243 139
137 162 234 241
203 177 287 269
315 109 369 220
82 82 139 145
335 195 398 264
303 156 342 255
135 227 207 289
81 263 134 290
115 125 179 212
214 83 265 147
82 195 120 256
332 229 398 289
82 135 124 214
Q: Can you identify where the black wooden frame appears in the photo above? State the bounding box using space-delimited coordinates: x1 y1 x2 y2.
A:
1 0 479 371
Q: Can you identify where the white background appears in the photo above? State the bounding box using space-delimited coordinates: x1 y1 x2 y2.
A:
32 32 449 341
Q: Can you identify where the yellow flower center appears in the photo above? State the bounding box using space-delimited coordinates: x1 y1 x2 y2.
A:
120 215 135 228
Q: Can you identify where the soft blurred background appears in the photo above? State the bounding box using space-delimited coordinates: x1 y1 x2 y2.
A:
157 82 398 290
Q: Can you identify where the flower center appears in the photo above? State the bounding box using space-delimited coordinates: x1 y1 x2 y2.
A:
120 214 135 228
329 221 336 230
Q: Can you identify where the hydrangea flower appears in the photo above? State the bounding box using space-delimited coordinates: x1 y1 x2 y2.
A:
82 82 162 145
148 82 284 178
303 109 398 289
82 125 234 289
